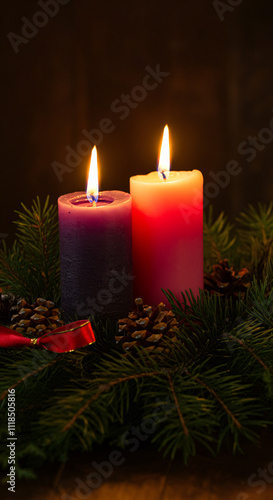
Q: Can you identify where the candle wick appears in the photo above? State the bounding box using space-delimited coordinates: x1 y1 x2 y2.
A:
162 171 167 181
92 200 96 207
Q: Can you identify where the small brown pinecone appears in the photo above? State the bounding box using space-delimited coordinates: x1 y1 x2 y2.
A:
115 298 179 356
204 259 250 300
9 297 64 337
0 293 19 324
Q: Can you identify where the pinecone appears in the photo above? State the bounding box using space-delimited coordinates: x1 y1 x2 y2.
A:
204 259 250 299
9 297 64 337
115 298 179 356
0 293 19 324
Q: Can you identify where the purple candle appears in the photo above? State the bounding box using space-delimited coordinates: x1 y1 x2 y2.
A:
58 148 133 320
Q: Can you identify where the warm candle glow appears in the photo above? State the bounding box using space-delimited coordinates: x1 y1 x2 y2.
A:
158 125 170 180
87 146 99 204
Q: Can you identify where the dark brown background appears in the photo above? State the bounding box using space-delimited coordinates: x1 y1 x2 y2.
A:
1 0 273 239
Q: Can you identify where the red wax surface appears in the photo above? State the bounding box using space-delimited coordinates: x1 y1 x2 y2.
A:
130 171 203 306
58 191 133 320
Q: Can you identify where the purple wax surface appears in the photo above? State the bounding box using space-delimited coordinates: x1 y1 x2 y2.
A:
58 191 133 320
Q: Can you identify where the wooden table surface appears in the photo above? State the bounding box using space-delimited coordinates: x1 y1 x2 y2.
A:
1 441 273 500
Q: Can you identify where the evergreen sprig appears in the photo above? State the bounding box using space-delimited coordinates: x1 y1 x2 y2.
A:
203 207 236 272
0 200 273 475
0 279 272 473
236 202 273 282
0 196 60 303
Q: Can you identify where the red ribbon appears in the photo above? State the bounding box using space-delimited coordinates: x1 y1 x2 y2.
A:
0 320 96 353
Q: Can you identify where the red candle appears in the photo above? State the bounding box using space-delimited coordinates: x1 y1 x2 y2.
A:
58 147 133 320
130 126 203 306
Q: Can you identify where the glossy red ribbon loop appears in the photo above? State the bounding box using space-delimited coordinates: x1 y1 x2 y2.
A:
0 320 96 353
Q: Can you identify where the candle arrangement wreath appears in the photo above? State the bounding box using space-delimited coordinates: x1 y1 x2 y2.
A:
0 196 272 479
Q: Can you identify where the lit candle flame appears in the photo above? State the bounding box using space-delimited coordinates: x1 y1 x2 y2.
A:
158 125 170 180
87 146 99 205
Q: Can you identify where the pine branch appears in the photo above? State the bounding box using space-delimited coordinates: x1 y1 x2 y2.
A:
204 207 236 272
0 196 60 302
225 330 272 372
0 241 30 294
186 369 241 429
62 368 163 433
0 201 273 472
0 358 58 401
237 202 273 242
236 203 273 280
166 372 189 436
